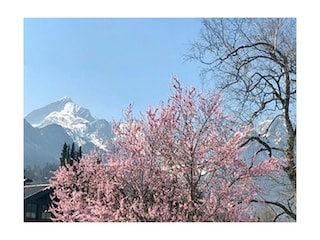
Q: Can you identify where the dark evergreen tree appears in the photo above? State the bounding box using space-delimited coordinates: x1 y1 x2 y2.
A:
60 142 84 167
60 142 69 167
70 142 75 165
75 146 82 163
66 144 70 165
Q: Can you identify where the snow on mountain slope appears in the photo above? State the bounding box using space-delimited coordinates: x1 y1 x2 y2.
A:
255 117 288 146
25 97 111 151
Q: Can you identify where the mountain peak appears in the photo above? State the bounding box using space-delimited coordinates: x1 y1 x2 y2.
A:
25 97 95 127
58 96 73 103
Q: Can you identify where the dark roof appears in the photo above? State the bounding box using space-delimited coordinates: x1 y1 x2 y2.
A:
24 184 50 199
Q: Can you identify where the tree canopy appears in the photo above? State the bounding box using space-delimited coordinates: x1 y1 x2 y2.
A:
49 77 282 222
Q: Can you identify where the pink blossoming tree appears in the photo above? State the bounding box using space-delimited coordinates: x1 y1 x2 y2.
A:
49 77 282 222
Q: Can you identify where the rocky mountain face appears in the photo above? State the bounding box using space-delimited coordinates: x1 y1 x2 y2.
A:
24 97 112 167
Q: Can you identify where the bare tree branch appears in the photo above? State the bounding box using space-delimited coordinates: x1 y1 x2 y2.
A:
187 18 296 221
251 199 296 220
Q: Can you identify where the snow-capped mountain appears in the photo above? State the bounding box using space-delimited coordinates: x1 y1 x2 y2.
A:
25 97 112 159
255 117 288 146
242 116 289 162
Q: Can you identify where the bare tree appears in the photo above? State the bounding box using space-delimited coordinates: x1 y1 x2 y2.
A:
187 18 296 221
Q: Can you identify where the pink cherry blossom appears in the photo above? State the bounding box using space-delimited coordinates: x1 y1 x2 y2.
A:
49 77 282 222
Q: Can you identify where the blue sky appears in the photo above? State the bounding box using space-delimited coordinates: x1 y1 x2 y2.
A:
24 18 204 121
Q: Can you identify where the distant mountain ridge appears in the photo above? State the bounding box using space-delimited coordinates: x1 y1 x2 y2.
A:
24 97 112 167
